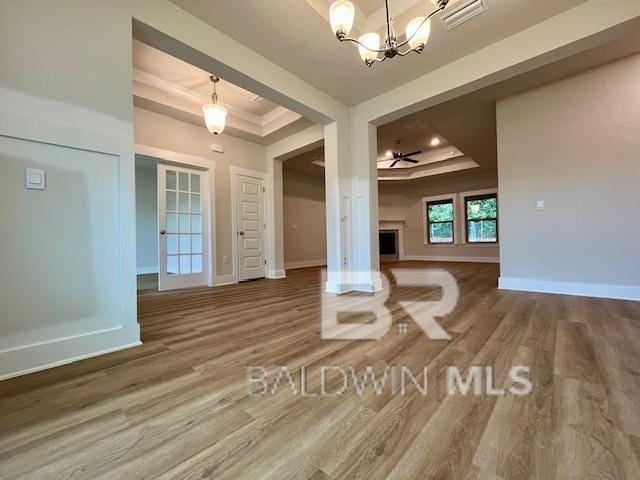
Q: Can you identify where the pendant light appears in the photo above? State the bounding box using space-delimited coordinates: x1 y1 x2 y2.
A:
202 75 228 135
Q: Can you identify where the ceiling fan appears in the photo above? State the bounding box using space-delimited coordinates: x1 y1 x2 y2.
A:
378 150 422 168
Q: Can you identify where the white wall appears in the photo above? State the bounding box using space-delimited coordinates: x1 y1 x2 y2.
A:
135 156 158 274
497 54 640 299
0 0 140 379
378 172 500 262
283 171 326 268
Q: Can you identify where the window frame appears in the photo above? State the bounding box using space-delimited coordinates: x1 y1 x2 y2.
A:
423 194 458 245
463 192 499 244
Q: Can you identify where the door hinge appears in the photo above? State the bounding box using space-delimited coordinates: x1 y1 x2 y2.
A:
262 186 266 193
264 259 267 265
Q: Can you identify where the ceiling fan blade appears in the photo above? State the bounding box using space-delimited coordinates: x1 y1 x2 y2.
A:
405 158 419 163
401 150 422 158
390 159 399 168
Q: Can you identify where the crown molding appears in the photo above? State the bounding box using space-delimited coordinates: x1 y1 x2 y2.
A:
133 69 296 128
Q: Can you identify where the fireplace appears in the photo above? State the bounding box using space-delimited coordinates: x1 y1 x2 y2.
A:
379 230 398 261
378 220 405 262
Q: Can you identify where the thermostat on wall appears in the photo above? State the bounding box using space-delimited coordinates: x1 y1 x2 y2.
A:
210 143 225 154
25 168 46 190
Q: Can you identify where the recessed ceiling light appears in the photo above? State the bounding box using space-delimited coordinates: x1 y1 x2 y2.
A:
430 137 441 146
254 96 265 103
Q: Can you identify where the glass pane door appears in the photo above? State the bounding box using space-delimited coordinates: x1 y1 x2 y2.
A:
158 164 208 291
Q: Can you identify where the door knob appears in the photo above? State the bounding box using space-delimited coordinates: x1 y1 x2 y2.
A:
239 231 245 236
160 230 166 235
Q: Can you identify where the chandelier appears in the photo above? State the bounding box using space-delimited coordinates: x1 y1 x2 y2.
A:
329 0 449 66
202 75 228 135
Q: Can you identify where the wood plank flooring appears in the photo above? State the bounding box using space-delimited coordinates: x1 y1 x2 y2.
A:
1 262 639 479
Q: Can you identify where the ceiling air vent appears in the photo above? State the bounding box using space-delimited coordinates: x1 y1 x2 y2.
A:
442 0 488 30
404 119 427 130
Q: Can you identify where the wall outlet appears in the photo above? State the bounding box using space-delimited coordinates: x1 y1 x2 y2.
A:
25 168 46 190
223 255 229 264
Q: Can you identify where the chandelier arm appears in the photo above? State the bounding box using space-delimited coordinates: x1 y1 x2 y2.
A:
339 36 388 53
395 47 420 57
396 7 443 50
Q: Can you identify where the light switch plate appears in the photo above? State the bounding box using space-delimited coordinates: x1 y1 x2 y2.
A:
25 168 46 190
536 200 545 210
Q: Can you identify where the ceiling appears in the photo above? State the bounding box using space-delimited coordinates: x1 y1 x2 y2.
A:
133 40 281 116
169 0 587 105
132 40 315 144
285 27 640 181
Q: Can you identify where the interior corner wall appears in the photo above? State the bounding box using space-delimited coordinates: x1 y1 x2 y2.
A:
497 54 640 299
378 171 500 262
283 170 327 269
135 156 158 274
133 107 268 278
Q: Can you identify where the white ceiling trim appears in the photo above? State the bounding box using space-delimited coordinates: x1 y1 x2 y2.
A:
377 156 479 180
133 69 262 125
261 105 296 125
376 145 464 168
132 69 296 128
365 0 424 31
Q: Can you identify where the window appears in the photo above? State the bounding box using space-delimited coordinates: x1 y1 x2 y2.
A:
426 199 455 244
465 193 498 243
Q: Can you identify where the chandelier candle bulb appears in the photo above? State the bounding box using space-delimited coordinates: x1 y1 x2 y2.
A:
406 17 431 51
358 33 380 63
330 0 355 38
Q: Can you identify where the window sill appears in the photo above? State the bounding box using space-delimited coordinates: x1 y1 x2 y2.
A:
462 243 499 248
423 243 499 248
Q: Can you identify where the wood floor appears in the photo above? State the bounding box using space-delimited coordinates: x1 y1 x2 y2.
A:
1 262 640 479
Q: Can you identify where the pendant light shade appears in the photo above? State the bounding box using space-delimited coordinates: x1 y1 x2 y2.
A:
203 75 227 135
330 0 355 37
358 33 380 63
405 17 431 51
202 103 228 135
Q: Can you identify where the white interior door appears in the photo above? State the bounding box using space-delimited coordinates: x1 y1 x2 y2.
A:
236 174 265 281
158 164 209 291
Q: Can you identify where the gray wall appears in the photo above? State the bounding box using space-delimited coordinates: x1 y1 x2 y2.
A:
134 107 268 277
497 54 640 288
283 171 326 267
378 171 500 261
135 156 158 274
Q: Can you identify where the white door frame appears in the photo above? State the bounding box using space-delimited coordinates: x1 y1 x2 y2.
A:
135 144 217 287
230 166 268 283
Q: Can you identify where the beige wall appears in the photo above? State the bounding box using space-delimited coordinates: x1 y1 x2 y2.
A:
134 107 268 277
497 54 640 291
283 171 326 267
378 171 500 261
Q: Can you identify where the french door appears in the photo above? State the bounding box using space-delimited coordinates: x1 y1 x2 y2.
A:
158 164 209 291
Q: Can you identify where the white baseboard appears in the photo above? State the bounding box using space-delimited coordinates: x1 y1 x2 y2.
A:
0 325 141 381
405 254 500 264
267 269 286 279
137 266 158 275
215 274 237 286
285 259 327 270
498 276 640 301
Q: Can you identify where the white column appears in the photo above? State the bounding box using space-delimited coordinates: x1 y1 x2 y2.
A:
324 115 380 293
350 116 381 291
